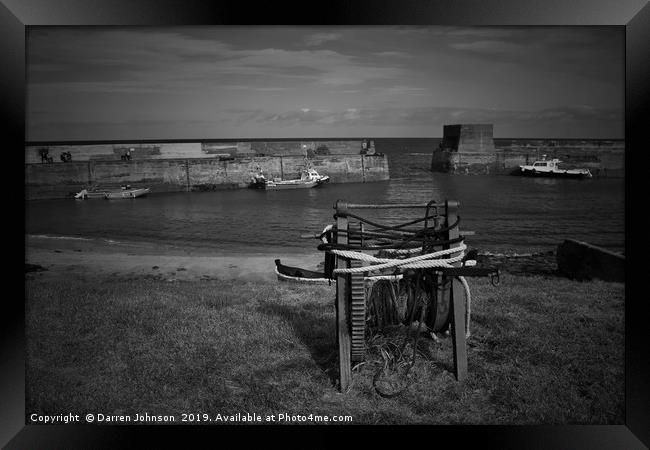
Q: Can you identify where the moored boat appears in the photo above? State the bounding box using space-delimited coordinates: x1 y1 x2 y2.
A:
75 187 151 199
251 169 330 190
517 156 592 179
274 259 330 283
274 258 404 284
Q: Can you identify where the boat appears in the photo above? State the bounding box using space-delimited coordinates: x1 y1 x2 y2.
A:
517 156 592 179
75 186 151 199
274 258 404 284
250 169 330 190
274 259 330 284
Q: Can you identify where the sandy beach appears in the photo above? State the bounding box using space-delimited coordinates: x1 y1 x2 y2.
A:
25 234 325 282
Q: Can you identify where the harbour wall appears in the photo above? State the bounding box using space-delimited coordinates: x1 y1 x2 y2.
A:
430 144 625 177
429 124 625 177
24 139 366 164
25 154 389 200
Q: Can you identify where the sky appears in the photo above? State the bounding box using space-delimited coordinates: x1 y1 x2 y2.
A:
26 26 624 141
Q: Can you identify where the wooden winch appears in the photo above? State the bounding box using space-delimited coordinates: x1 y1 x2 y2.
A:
326 199 479 392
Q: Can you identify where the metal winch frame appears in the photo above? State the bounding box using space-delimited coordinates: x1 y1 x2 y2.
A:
332 199 471 392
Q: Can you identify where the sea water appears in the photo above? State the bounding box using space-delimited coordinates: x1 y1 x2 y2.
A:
25 147 625 256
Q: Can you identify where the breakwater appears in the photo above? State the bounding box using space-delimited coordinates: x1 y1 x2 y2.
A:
25 139 389 200
429 125 625 177
25 155 389 200
24 140 376 163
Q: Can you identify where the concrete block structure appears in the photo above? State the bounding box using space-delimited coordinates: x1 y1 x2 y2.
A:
431 124 498 174
440 124 496 153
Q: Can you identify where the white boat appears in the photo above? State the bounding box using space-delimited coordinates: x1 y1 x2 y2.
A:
517 156 592 179
75 187 151 199
250 169 330 190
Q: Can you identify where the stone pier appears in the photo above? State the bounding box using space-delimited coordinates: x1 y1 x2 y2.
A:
430 124 624 177
25 139 390 200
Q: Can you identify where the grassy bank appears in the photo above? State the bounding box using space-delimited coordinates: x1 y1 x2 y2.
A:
25 272 624 424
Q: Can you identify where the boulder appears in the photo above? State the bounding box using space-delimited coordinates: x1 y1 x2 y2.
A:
556 239 624 282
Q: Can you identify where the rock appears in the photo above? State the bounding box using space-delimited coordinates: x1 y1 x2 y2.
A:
556 239 624 282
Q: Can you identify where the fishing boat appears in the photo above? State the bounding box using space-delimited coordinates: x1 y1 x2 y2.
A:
75 186 151 199
250 169 330 190
517 156 592 179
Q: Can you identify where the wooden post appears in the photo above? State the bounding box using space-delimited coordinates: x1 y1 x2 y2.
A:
446 200 468 382
335 200 352 391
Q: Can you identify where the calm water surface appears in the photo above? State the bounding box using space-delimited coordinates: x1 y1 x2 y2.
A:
26 150 625 255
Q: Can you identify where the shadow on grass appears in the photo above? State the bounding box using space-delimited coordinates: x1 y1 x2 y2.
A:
256 300 339 387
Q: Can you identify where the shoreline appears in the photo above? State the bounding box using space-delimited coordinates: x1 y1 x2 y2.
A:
26 234 324 282
26 233 567 282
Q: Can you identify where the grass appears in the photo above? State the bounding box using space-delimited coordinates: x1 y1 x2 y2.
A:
25 272 624 424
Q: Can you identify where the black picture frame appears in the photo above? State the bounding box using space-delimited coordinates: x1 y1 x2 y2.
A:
5 0 649 447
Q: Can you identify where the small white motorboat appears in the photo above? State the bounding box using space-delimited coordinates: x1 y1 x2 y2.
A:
517 156 592 179
75 186 151 199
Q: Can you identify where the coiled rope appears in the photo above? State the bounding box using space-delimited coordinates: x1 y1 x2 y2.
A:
330 243 467 273
370 270 472 398
319 214 471 338
331 244 472 339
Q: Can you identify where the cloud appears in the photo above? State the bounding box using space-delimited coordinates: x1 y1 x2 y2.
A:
304 32 342 46
444 28 518 39
26 27 623 140
384 85 429 94
220 85 288 91
27 104 623 140
443 27 622 83
373 51 411 58
225 105 622 132
449 40 525 54
28 29 407 94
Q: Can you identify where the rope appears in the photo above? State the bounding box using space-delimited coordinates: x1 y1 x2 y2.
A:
370 273 472 398
331 243 467 274
365 274 403 281
458 275 471 338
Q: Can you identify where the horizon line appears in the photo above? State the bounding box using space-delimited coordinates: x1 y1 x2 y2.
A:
25 136 626 146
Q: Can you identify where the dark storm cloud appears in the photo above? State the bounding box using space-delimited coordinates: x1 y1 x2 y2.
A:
28 29 404 90
443 27 623 82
